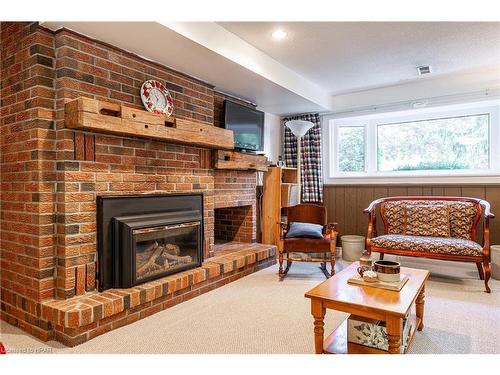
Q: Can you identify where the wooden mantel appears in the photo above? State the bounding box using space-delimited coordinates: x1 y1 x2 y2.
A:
65 97 234 150
213 150 269 171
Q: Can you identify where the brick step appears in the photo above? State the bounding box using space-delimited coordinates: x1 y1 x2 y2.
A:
39 243 276 346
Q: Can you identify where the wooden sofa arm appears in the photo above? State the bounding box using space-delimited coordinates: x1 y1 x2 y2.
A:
364 201 380 241
479 200 495 256
364 197 386 214
480 199 495 219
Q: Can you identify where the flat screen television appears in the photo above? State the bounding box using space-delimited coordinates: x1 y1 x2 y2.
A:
223 100 264 152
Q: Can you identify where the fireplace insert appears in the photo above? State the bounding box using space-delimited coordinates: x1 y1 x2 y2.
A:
97 193 204 291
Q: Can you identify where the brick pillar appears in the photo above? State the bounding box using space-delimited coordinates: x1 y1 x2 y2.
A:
1 22 57 340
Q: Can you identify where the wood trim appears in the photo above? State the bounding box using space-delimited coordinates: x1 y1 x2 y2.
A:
199 149 211 169
325 185 499 246
370 247 482 262
74 132 85 160
261 167 281 248
84 134 95 161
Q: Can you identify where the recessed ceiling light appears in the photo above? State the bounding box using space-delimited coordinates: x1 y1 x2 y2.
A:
271 29 287 40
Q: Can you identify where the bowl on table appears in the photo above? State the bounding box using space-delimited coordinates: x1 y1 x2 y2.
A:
373 260 400 282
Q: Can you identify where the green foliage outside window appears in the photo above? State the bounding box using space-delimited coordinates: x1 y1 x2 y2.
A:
377 114 489 172
338 126 365 172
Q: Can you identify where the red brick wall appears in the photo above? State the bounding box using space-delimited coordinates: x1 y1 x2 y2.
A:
214 205 255 243
213 170 257 243
212 93 257 243
1 22 259 340
52 28 219 299
213 170 257 209
0 22 57 340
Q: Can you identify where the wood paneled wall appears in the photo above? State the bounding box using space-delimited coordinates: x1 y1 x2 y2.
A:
323 184 500 245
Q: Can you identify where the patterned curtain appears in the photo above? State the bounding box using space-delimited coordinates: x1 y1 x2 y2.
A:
283 113 323 203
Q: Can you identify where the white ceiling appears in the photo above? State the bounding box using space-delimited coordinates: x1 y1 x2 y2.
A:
41 22 330 115
41 22 500 115
218 22 500 95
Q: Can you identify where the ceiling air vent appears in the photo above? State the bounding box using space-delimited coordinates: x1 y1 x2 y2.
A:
416 65 432 75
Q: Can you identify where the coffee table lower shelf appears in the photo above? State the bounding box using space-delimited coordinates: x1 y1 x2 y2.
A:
323 314 420 354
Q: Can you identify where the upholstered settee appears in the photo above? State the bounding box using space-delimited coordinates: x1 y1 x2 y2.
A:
364 197 495 293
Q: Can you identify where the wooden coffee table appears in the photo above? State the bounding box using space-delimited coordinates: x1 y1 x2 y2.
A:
304 262 429 354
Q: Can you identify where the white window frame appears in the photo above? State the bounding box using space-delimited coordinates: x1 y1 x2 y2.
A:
334 123 367 176
323 100 500 185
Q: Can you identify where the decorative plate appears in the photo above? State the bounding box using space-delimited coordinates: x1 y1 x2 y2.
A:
140 80 174 116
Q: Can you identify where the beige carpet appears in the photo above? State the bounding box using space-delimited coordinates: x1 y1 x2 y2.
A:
1 256 499 354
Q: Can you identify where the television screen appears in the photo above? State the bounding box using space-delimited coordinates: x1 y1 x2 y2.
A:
223 100 264 152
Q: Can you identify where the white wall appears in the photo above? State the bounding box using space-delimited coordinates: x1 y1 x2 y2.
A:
328 66 500 115
263 112 281 163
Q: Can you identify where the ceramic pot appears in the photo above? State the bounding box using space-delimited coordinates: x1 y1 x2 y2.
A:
373 260 400 282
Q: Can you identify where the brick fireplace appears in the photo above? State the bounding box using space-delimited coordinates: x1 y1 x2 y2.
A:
213 170 257 244
0 22 275 346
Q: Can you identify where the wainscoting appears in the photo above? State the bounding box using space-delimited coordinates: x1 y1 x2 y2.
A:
323 184 500 245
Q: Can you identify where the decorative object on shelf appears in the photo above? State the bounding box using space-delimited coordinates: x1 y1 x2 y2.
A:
140 79 174 116
284 120 314 203
276 155 285 167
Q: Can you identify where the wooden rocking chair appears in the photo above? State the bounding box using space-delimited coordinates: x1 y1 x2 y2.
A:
278 204 338 279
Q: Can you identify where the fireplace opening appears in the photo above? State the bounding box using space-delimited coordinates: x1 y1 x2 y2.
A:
134 222 199 282
214 205 255 244
97 193 204 291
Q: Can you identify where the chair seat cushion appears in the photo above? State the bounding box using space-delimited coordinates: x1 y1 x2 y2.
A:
371 234 482 257
286 222 324 239
284 236 332 252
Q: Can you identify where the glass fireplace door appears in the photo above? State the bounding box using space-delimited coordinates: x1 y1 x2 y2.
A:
133 221 201 283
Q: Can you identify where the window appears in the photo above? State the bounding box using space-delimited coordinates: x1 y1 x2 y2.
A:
337 126 365 172
377 114 490 172
324 101 500 184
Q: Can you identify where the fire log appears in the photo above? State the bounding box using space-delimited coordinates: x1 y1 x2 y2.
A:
163 252 192 264
136 242 165 276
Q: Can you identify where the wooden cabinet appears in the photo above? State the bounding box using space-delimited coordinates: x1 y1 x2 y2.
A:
261 167 298 248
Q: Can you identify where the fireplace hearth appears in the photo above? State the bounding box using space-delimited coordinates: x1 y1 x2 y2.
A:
97 194 204 291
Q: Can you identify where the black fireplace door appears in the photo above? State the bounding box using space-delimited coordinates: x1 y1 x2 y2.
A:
97 193 204 291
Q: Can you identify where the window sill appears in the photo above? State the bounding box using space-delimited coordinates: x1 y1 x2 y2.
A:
324 175 500 185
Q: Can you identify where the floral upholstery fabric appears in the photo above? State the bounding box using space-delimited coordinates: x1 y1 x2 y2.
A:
371 234 482 257
381 200 478 239
383 201 407 234
447 202 478 239
405 204 450 237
